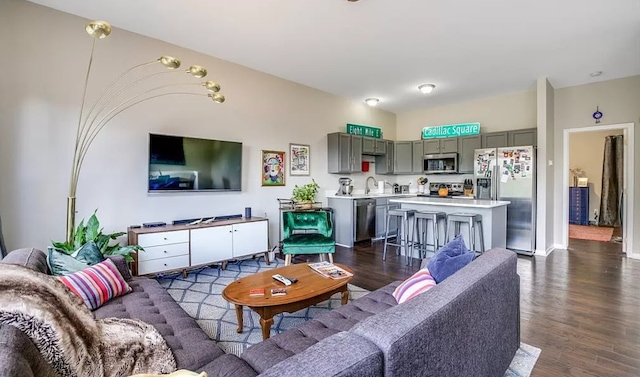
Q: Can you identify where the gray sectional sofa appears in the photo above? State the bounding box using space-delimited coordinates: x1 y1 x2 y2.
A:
0 247 519 377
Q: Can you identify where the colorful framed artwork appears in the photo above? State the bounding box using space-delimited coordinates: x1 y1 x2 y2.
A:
261 150 285 186
289 143 310 176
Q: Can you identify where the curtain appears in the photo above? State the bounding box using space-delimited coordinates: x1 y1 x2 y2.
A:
598 135 624 227
0 215 6 259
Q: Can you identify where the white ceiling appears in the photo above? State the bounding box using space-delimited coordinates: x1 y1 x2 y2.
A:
26 0 640 113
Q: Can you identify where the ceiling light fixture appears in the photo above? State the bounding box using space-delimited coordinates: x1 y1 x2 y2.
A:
589 71 603 77
364 98 379 106
418 84 436 94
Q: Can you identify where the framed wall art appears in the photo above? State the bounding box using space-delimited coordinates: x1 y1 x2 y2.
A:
261 150 285 186
289 143 310 176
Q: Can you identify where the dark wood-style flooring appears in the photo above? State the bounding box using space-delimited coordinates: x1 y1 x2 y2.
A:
326 238 640 377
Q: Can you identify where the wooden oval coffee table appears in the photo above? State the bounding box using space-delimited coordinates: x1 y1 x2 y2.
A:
222 263 353 339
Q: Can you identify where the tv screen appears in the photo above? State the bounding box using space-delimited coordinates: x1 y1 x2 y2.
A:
148 133 242 192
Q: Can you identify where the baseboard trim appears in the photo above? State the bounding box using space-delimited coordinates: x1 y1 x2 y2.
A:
628 253 640 260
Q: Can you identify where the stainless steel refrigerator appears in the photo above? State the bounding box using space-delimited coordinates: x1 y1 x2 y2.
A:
474 146 536 255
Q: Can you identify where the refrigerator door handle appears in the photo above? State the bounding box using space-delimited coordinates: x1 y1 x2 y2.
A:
493 165 498 200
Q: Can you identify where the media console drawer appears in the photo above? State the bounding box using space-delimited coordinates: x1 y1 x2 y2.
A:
138 255 190 275
138 243 189 262
138 230 189 247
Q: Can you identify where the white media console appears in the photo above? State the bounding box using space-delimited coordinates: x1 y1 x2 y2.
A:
127 217 269 276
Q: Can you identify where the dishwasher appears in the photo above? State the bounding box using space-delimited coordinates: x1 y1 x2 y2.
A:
354 199 376 242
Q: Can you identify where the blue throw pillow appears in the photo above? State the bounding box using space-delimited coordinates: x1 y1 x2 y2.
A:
426 235 475 283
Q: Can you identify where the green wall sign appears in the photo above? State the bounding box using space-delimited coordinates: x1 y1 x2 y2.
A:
422 122 481 139
346 123 382 139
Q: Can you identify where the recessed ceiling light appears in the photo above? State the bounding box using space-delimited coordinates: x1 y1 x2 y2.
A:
364 98 379 106
590 71 603 77
347 0 360 2
418 84 436 94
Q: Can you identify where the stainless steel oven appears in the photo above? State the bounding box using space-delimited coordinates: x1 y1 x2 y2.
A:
423 153 458 174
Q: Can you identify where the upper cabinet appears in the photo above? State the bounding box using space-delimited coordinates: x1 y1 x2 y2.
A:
327 133 363 173
508 128 537 147
458 135 482 174
423 138 458 154
394 141 414 174
481 132 508 148
362 137 387 155
375 140 394 174
481 128 537 148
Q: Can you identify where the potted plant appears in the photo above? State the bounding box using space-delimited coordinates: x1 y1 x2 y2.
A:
291 179 320 209
417 177 428 193
52 210 143 263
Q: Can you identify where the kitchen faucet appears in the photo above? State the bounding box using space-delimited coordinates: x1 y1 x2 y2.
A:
365 176 377 194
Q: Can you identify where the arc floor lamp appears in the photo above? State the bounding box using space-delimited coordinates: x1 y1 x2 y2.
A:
66 20 226 243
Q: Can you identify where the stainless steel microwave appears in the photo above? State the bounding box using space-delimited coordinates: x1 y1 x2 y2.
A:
423 153 458 174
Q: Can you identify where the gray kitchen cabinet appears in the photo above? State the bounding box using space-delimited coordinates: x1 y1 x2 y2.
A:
457 135 482 173
508 128 537 147
375 141 394 174
374 198 399 240
394 141 413 174
423 139 440 154
328 198 355 247
412 140 424 173
481 132 508 148
327 133 362 173
441 138 458 153
362 137 387 155
362 137 375 154
423 138 458 154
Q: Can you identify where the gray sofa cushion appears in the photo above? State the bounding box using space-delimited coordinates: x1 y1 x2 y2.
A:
241 281 399 373
93 277 231 371
352 248 520 377
0 325 57 377
257 332 383 377
1 248 49 274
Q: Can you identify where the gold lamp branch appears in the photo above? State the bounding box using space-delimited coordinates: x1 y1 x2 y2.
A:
66 20 225 243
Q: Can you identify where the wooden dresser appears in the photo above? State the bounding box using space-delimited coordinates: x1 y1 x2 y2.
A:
128 217 269 276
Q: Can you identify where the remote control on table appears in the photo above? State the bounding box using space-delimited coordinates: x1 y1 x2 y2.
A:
272 274 292 286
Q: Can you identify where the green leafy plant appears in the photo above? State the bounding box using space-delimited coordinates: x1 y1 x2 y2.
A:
291 179 320 203
52 210 142 262
417 177 428 186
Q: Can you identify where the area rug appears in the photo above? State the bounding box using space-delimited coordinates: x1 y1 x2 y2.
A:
569 224 614 242
156 257 541 376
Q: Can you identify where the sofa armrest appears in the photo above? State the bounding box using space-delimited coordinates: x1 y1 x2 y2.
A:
105 255 133 281
257 332 382 377
0 248 49 274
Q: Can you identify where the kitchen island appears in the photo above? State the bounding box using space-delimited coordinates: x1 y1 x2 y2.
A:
389 196 510 253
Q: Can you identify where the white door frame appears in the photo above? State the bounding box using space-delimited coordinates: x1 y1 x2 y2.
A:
562 122 634 257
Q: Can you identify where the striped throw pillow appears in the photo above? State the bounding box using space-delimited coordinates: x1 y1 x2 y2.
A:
392 269 437 304
58 258 132 310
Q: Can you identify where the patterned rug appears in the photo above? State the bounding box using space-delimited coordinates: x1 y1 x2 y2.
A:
569 224 614 242
156 257 541 376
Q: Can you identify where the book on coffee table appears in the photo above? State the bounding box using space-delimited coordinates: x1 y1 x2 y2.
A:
270 288 287 296
249 288 265 297
308 262 353 279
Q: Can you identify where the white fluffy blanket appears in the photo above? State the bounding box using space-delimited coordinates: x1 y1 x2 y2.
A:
0 264 176 377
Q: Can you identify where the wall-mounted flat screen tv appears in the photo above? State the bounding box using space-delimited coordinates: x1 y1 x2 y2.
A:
148 133 242 192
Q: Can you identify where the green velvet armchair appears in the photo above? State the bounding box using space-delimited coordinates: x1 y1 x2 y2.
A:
281 210 335 265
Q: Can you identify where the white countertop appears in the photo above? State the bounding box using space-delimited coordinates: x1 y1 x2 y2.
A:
389 196 510 208
327 193 417 199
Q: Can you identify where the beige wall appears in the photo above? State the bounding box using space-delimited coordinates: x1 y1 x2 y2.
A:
396 90 536 139
554 75 640 255
0 0 396 250
569 130 624 222
535 78 555 254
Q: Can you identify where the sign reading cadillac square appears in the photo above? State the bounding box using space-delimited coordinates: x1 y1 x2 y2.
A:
346 124 382 139
422 123 481 139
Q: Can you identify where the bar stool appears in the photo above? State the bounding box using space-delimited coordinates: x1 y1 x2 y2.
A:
447 213 486 254
383 209 416 265
412 211 447 265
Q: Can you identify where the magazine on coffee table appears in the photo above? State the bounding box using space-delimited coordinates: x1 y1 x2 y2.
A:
308 262 353 279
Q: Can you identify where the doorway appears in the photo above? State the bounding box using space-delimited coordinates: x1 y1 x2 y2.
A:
562 123 634 255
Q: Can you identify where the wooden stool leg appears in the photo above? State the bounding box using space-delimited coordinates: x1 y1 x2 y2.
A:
477 220 486 254
469 219 475 252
